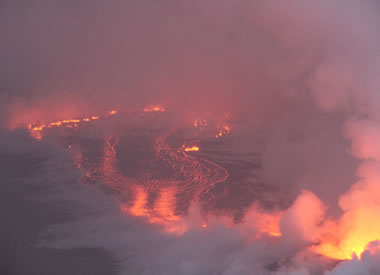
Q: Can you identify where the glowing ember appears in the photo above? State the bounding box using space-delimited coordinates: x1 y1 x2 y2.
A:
183 145 200 152
144 106 166 112
215 125 231 138
193 119 208 128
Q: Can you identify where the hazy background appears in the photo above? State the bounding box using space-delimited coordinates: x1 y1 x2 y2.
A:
2 1 380 274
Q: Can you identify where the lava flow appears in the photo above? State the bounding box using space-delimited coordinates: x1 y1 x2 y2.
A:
23 108 282 239
27 110 117 140
75 122 230 234
183 145 200 152
22 105 379 264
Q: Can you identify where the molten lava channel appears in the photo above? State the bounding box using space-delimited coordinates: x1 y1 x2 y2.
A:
20 106 380 263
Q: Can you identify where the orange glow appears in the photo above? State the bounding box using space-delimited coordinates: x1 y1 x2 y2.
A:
81 123 231 235
61 119 80 124
193 119 208 128
144 106 166 112
183 146 200 152
98 131 229 234
244 206 284 239
310 165 380 261
28 123 43 140
150 189 186 233
25 103 380 262
153 189 180 222
122 187 186 234
312 211 380 260
128 187 149 217
49 121 62 126
26 110 118 140
103 135 185 233
269 231 282 237
215 125 231 138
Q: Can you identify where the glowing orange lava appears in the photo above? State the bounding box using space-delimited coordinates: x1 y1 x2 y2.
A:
193 119 208 128
121 187 187 234
108 110 117 116
128 187 149 217
23 103 380 263
26 109 118 140
143 106 166 112
308 171 380 261
95 129 230 234
243 206 284 240
39 109 285 238
312 213 380 260
215 125 231 138
183 146 200 152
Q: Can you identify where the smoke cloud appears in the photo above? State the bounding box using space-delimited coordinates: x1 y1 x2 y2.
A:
2 0 380 274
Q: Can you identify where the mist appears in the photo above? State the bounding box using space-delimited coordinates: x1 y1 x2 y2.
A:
2 0 380 274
